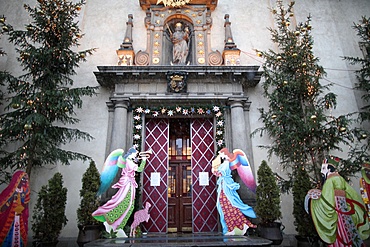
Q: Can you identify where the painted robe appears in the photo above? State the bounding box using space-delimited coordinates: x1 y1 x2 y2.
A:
92 156 146 231
309 173 370 247
216 160 256 235
0 171 30 247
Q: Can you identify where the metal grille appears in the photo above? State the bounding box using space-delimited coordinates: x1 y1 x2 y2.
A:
191 118 218 232
142 118 169 233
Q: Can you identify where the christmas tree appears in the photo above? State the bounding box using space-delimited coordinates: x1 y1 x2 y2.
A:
343 16 370 166
253 0 365 187
0 0 98 182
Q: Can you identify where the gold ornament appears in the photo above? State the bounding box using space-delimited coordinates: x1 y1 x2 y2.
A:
12 103 20 109
152 58 160 64
310 115 317 120
198 57 205 64
156 0 191 7
24 124 32 130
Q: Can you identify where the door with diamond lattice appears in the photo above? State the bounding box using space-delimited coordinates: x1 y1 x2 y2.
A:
142 117 218 233
191 118 218 232
142 118 169 233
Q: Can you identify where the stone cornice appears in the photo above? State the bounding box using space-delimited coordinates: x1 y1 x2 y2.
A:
94 65 262 89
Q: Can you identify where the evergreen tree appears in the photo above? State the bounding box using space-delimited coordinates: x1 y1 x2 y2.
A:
253 0 364 188
343 17 370 166
0 0 98 182
292 167 317 238
77 161 101 227
255 160 281 225
32 172 68 243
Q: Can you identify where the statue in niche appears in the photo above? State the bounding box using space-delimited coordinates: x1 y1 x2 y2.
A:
170 22 189 65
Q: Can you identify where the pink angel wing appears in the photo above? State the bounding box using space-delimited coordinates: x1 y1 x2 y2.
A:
230 149 257 193
97 149 124 196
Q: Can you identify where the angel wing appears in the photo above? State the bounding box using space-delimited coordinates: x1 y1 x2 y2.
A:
229 149 257 193
97 149 124 196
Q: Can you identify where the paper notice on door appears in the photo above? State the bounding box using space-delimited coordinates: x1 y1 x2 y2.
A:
150 172 160 186
199 172 209 186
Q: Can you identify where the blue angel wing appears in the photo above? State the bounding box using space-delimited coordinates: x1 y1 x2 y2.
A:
230 149 257 193
97 149 124 196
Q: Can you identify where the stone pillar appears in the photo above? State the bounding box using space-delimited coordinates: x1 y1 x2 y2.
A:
109 98 130 152
229 98 256 205
105 101 115 156
243 102 254 164
229 98 248 151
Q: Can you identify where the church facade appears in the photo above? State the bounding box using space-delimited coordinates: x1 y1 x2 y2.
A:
0 0 369 239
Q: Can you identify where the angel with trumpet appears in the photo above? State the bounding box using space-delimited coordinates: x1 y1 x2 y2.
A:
92 146 152 236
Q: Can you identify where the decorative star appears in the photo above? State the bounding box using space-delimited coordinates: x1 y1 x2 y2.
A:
168 110 174 116
197 108 204 114
136 107 144 113
183 109 189 115
213 106 220 112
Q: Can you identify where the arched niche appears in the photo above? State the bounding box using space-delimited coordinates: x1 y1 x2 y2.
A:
163 16 194 65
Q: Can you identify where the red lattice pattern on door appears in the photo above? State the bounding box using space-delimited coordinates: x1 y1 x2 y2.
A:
191 118 218 232
142 118 169 233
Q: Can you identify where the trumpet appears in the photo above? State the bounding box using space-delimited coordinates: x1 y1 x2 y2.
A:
138 149 153 159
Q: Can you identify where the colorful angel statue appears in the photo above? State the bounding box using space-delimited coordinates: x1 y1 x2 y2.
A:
211 148 257 235
0 171 30 247
92 147 151 236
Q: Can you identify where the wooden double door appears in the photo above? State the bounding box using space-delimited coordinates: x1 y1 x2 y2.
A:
168 162 192 232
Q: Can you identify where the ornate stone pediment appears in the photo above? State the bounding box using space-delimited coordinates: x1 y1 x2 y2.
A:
139 0 218 10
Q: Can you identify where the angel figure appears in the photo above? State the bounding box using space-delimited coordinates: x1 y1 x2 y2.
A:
92 147 150 236
211 148 257 235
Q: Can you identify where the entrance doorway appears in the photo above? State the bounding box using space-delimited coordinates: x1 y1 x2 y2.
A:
142 117 218 233
168 119 192 232
168 162 192 232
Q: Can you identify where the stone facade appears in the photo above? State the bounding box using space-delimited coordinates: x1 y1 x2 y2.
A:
0 0 369 239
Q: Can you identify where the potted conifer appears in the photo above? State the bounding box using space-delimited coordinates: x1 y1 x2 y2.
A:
32 172 68 247
76 161 102 247
292 167 320 247
255 160 283 245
